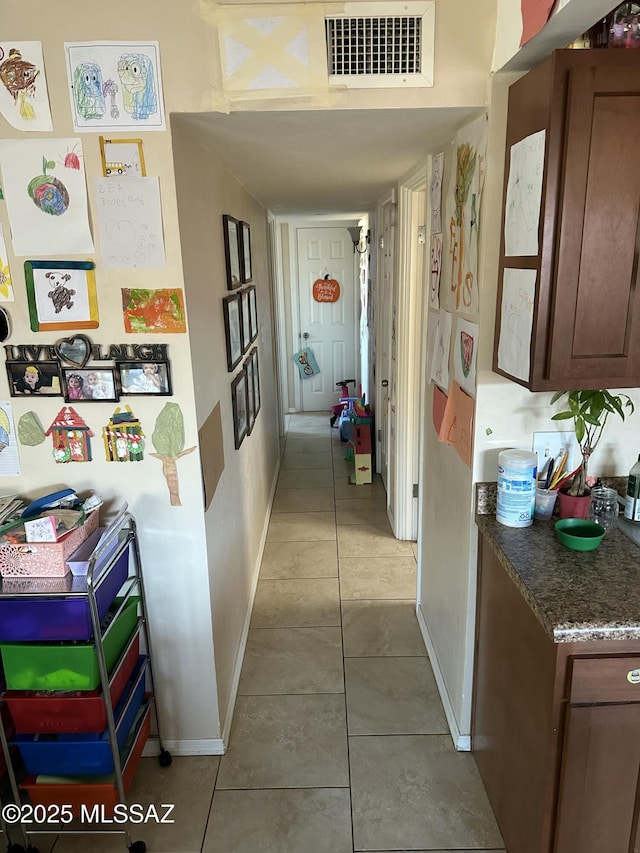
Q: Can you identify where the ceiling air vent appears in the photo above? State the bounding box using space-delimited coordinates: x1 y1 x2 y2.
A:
325 2 434 88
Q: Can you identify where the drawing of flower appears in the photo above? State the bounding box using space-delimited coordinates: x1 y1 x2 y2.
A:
0 256 11 300
27 157 69 216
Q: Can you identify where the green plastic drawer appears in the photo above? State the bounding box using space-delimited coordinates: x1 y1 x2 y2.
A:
0 597 139 691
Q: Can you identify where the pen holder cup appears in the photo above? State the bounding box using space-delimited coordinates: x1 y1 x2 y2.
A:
534 488 558 521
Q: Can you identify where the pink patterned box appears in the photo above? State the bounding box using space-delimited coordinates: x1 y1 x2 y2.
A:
0 511 99 578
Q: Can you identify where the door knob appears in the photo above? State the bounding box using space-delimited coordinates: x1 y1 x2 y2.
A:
303 332 310 339
381 380 389 387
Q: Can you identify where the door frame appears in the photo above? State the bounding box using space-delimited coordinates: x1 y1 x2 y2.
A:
392 165 428 540
274 214 363 413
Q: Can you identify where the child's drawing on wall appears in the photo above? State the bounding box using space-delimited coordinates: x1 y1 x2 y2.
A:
0 42 52 131
72 62 105 119
65 42 165 132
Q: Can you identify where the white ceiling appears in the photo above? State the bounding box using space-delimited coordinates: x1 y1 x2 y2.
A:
174 107 482 215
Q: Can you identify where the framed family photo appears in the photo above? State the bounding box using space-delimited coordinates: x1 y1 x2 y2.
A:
7 361 62 397
223 214 242 290
119 361 172 396
62 367 118 402
241 221 252 283
231 368 249 449
223 292 243 371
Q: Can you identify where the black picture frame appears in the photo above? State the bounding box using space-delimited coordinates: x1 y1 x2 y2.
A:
246 346 261 436
223 292 243 371
231 368 249 449
62 367 118 403
240 221 252 283
240 289 251 354
223 214 242 290
6 361 62 397
248 285 258 342
118 361 172 396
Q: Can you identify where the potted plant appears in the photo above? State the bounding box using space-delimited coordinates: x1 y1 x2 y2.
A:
550 390 635 516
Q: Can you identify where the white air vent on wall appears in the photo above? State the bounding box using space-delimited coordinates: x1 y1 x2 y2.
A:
325 2 434 88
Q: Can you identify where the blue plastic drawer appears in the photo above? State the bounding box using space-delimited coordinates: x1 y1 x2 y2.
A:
14 657 146 776
0 544 130 642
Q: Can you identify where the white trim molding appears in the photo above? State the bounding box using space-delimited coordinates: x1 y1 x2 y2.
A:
416 603 471 751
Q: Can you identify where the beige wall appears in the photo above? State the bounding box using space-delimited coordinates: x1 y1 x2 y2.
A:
171 118 280 738
1 0 280 751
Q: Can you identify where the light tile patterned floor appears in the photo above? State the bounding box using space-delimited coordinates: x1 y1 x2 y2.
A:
49 412 503 853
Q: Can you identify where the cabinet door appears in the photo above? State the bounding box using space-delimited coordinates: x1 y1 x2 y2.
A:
554 702 640 853
548 62 640 385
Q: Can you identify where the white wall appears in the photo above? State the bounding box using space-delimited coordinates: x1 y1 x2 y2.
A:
171 119 281 743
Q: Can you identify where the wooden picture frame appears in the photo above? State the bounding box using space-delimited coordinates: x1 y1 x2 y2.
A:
241 221 252 283
118 361 172 396
99 136 146 178
62 367 118 403
223 292 243 371
6 361 62 397
231 368 249 449
24 260 99 332
223 214 242 290
248 285 259 342
240 289 251 354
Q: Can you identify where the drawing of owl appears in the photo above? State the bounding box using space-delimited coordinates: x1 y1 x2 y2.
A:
117 53 157 120
0 48 39 120
73 62 106 120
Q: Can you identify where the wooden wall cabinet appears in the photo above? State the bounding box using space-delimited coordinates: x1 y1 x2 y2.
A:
473 535 640 853
493 50 640 391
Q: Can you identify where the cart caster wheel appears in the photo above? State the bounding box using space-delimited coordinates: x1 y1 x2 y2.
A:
128 842 146 853
158 749 172 767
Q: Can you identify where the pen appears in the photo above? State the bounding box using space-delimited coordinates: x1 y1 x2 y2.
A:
549 451 569 489
544 457 555 489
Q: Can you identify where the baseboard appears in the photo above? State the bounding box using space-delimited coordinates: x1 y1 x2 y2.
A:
143 736 225 757
219 455 282 751
416 603 471 752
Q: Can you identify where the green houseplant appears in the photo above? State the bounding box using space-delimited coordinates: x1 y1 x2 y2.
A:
550 390 635 496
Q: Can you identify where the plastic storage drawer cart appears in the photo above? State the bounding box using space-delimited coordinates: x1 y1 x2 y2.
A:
0 513 171 853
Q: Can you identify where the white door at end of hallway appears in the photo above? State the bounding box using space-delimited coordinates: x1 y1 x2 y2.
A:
296 227 357 412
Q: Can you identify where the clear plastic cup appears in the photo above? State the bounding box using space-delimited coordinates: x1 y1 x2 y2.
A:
534 487 558 520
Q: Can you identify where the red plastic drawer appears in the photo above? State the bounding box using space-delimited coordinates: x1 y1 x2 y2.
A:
4 630 140 734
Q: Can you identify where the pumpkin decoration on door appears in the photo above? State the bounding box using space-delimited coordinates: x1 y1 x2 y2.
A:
312 274 340 304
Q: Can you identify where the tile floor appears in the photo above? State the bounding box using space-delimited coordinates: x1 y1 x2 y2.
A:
38 412 504 853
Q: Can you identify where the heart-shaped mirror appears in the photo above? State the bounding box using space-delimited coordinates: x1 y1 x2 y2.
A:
54 335 92 368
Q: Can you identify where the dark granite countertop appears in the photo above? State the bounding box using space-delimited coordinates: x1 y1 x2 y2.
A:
476 481 640 643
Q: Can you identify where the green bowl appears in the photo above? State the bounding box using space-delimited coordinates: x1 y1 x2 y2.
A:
555 518 605 551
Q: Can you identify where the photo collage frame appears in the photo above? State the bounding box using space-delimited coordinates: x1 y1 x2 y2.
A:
6 337 172 403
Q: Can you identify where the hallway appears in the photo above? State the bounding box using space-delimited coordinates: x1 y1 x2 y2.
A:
53 412 503 853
